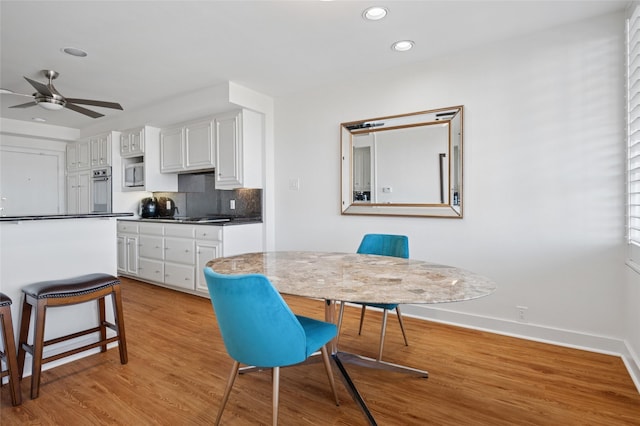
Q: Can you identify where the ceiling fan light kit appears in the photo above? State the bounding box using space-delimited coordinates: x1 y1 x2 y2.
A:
1 69 123 119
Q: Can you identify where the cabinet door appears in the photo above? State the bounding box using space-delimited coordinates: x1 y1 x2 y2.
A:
90 136 110 167
165 237 195 264
130 129 144 155
120 133 131 156
139 235 164 260
66 144 78 171
125 235 139 275
66 173 78 213
138 258 164 282
164 263 195 290
77 171 91 214
76 141 91 170
215 111 242 188
185 120 214 170
160 126 185 172
117 236 126 273
196 242 221 293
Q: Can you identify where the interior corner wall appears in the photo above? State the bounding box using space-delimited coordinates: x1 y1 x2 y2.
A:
273 11 629 354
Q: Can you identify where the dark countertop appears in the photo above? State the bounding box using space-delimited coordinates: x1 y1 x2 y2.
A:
119 216 262 226
0 212 135 222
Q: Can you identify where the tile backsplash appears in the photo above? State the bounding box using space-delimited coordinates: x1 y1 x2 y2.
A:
153 173 261 218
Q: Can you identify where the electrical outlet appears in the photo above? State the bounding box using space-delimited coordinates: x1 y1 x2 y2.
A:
230 199 235 210
516 306 528 322
289 178 300 191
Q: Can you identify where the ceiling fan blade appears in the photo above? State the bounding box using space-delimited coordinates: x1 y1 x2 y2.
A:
65 102 104 118
65 98 123 110
0 89 34 97
8 101 37 108
23 76 53 97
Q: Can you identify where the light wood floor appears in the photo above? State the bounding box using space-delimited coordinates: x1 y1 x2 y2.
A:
1 277 639 425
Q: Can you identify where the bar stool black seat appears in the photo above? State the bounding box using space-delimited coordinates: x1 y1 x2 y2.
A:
0 292 21 405
17 273 128 399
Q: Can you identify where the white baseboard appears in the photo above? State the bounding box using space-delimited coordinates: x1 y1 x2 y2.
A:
392 304 640 394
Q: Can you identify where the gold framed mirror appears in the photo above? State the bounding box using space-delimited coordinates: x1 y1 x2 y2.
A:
341 105 463 218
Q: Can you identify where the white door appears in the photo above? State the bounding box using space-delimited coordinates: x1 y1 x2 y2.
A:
0 149 62 216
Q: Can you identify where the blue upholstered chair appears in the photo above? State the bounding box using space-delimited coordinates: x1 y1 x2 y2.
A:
338 234 410 361
203 268 339 426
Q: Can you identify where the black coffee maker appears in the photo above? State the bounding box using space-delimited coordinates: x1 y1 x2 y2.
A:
139 197 158 218
156 197 178 217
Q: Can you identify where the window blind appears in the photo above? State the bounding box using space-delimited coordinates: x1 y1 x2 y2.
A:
628 5 640 263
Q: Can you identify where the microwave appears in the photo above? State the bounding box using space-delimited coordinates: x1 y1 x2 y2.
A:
124 163 145 188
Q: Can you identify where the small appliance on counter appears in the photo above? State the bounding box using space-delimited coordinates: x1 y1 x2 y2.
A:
156 197 178 217
139 197 158 218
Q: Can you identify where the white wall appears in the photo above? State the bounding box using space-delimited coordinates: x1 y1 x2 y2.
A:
274 11 636 375
0 118 78 215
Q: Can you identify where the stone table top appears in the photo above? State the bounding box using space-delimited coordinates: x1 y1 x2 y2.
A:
206 251 496 304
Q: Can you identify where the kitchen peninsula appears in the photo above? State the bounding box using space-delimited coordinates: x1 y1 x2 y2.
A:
0 212 133 378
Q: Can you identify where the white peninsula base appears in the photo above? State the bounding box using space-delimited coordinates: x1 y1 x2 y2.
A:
0 217 120 379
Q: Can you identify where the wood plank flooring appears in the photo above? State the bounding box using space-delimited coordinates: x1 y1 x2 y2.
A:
1 277 639 425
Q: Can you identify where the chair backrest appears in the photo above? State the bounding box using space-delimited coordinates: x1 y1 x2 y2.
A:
203 268 308 368
357 234 409 259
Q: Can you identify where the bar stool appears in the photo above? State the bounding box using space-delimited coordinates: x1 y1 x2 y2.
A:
0 293 21 406
17 273 128 399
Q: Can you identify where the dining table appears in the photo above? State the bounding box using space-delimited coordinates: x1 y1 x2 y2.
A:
206 251 497 425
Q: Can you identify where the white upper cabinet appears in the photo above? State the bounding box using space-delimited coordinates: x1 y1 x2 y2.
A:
66 140 90 171
185 119 215 170
160 118 214 173
120 128 145 158
215 109 263 189
160 126 185 172
89 134 111 167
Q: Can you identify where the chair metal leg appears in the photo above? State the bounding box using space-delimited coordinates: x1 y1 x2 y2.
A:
395 306 409 347
272 366 280 426
377 309 389 361
336 303 345 348
320 345 339 406
215 360 240 426
358 305 367 335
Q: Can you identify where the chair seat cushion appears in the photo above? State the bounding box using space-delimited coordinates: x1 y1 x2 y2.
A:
296 315 337 357
360 302 398 310
22 274 120 299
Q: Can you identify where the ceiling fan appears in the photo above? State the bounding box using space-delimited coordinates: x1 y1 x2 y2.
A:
0 69 123 118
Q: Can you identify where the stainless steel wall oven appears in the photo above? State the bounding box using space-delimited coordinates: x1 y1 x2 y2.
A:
92 167 112 213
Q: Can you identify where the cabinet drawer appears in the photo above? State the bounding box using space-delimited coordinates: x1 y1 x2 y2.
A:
165 224 196 238
195 226 222 241
165 237 195 264
139 235 164 259
138 258 164 282
164 263 195 290
117 221 139 234
139 223 164 236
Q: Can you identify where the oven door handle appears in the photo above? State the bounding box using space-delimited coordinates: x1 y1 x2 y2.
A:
93 177 110 182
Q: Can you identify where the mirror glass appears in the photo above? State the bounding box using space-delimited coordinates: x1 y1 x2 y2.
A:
341 106 463 218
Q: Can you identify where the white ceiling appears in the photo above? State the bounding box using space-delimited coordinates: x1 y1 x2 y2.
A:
0 0 628 130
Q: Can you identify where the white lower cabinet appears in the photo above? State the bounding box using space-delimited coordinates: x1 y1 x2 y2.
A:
117 222 140 276
117 220 260 296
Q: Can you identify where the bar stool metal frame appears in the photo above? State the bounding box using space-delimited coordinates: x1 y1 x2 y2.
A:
0 292 21 406
16 273 128 399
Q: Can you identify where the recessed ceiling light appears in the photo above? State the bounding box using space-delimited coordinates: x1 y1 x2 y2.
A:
32 117 47 122
391 40 415 52
62 47 88 57
363 6 388 21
